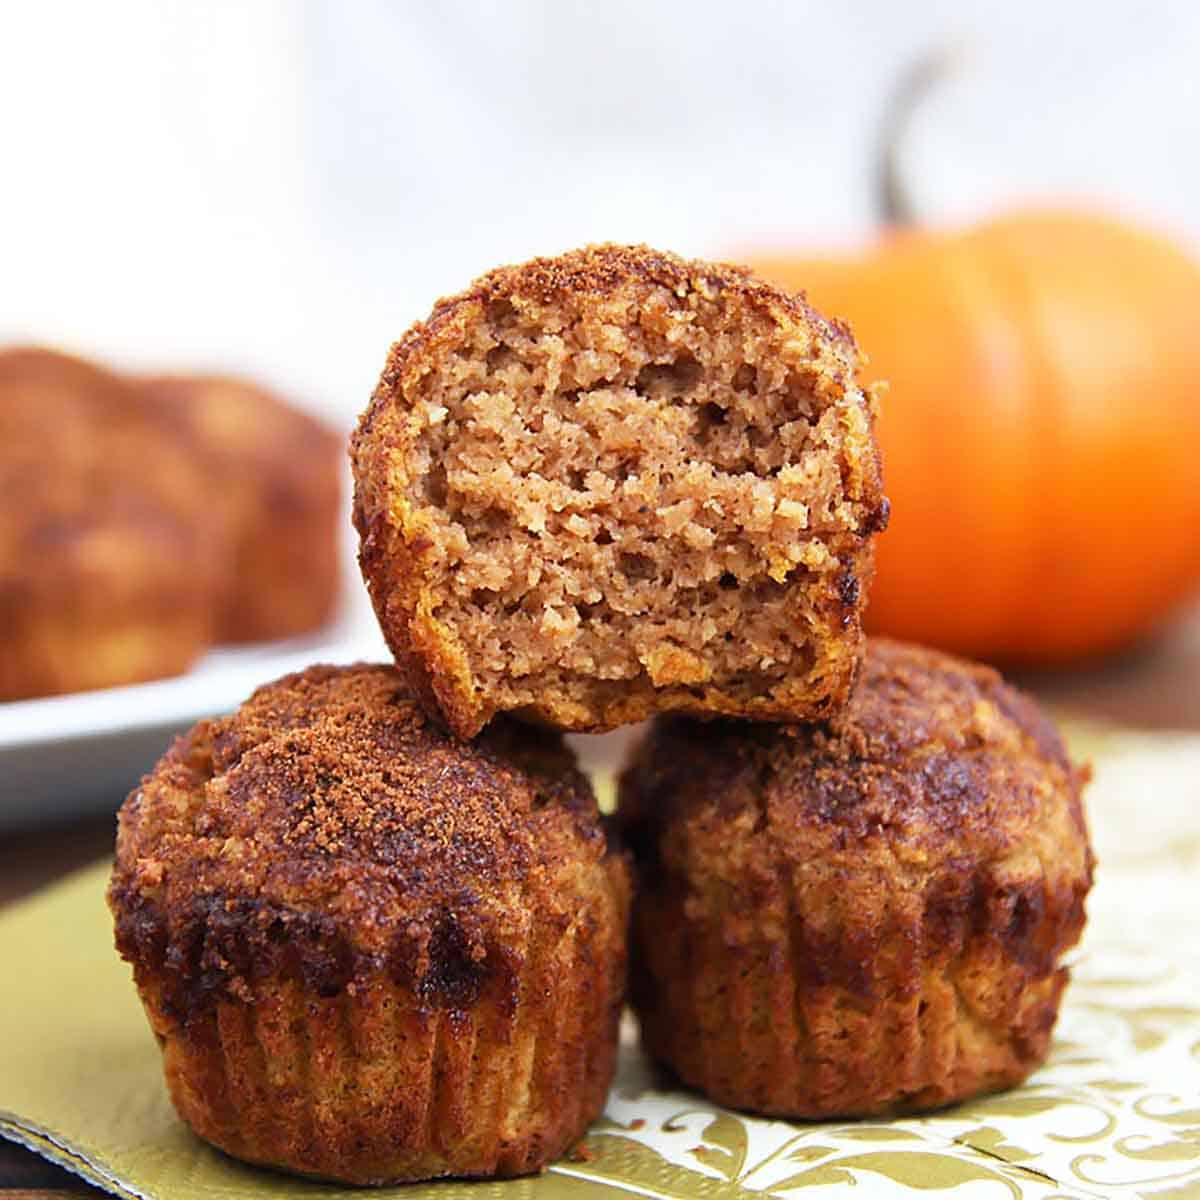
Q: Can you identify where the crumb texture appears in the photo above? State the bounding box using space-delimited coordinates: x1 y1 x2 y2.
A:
617 639 1094 1118
353 244 886 736
109 663 630 1184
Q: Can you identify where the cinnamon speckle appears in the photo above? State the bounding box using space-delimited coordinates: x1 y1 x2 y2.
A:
109 662 629 1016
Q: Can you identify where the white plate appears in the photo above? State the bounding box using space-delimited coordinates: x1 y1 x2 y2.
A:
0 619 388 831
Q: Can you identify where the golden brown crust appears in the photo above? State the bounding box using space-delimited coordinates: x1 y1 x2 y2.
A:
0 347 220 699
617 639 1094 1117
140 374 343 642
352 243 886 738
109 663 630 1184
382 243 860 380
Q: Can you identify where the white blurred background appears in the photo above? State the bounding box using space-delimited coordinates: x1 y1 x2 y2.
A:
2 1 1198 429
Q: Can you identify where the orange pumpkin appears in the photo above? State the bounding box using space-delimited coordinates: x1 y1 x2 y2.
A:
752 205 1200 666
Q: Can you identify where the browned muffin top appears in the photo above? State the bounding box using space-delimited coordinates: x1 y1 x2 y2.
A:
111 664 619 1012
619 639 1090 875
380 243 859 388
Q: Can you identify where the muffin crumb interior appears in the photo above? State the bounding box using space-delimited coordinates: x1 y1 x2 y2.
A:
401 279 870 716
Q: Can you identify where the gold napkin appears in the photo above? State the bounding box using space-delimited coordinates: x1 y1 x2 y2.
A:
3 730 1199 1200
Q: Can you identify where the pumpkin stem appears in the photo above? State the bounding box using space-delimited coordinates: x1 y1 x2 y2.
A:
878 45 966 228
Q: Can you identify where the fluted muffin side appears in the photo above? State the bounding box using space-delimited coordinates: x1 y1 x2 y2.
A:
617 639 1093 1117
109 663 630 1184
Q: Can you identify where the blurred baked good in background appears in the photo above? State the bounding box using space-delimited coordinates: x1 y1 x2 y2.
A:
139 374 342 643
0 348 344 703
0 347 220 701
